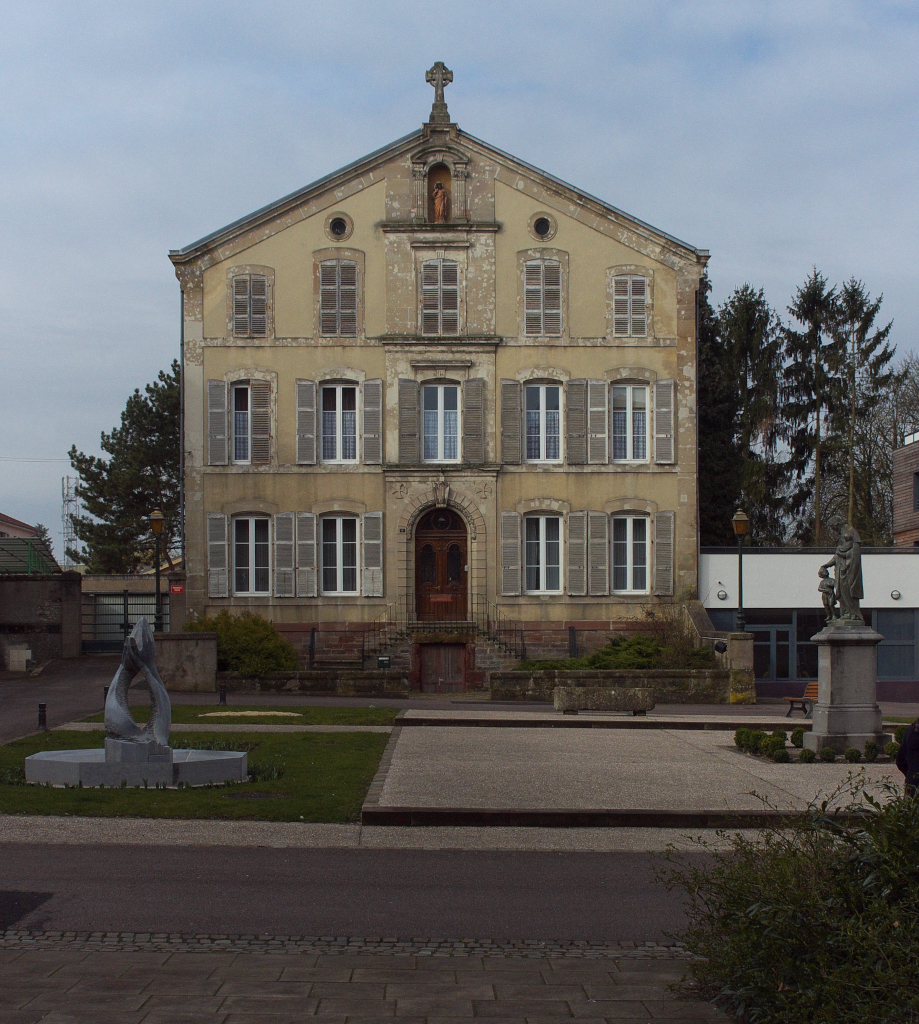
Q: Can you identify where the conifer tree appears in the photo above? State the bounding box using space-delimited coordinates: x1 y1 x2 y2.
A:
67 362 180 573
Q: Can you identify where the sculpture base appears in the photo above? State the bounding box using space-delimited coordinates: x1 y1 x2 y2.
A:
802 622 891 755
24 748 248 787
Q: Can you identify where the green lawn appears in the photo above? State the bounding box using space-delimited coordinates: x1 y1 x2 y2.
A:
81 705 399 726
1 730 388 822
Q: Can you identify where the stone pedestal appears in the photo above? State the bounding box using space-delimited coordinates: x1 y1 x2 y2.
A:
803 622 891 754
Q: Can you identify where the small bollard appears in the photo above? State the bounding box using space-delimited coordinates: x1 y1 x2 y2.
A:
38 702 48 731
219 683 227 706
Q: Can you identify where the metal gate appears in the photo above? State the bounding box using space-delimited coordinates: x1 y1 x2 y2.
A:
81 592 170 652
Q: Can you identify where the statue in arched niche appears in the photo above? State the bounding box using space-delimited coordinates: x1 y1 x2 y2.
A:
432 181 448 223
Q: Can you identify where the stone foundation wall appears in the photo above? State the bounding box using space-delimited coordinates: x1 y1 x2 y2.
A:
153 632 218 692
490 667 755 704
0 572 82 668
219 668 409 697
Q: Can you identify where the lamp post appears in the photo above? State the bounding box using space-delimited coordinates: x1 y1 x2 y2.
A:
150 508 165 633
732 509 749 632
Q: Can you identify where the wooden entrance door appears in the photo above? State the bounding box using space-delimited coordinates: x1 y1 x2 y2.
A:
415 509 468 622
420 643 465 693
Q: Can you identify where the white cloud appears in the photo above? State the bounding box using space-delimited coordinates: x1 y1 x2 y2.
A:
1 0 916 550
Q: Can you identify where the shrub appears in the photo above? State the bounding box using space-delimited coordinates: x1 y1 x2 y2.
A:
771 728 787 742
863 739 878 763
761 736 786 758
771 747 791 763
661 780 919 1023
790 727 805 749
734 728 751 750
885 740 900 759
746 730 768 755
894 724 909 744
819 746 837 762
185 610 299 677
844 747 862 763
798 748 816 763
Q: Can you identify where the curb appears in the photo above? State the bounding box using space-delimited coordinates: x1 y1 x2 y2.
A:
397 716 813 730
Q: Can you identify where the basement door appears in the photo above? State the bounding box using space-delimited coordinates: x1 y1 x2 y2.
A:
419 644 465 693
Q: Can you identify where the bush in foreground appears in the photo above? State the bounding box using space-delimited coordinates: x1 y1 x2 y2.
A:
790 727 805 748
661 780 919 1023
185 610 299 677
863 739 878 762
819 746 836 762
798 748 816 763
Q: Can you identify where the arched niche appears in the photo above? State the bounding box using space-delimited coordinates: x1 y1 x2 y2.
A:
427 163 452 223
410 145 469 223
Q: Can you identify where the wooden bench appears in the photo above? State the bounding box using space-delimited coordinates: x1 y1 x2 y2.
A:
785 680 818 718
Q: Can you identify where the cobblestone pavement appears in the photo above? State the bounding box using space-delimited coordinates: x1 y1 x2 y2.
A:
0 940 727 1022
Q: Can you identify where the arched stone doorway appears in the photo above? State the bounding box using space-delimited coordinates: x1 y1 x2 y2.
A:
415 508 467 622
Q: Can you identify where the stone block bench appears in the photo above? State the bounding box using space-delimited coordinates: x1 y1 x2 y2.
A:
553 686 656 715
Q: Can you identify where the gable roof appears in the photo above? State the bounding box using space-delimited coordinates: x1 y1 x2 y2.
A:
170 125 708 269
0 512 37 533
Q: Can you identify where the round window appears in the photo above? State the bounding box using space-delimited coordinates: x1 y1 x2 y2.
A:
329 217 348 237
534 217 552 238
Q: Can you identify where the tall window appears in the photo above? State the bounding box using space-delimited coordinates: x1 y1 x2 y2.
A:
234 517 270 594
525 516 561 593
612 275 647 337
525 384 561 461
611 385 649 461
319 260 358 336
524 260 562 335
232 384 250 463
421 259 459 335
321 384 357 462
422 384 460 462
233 274 268 338
321 517 358 594
612 516 648 593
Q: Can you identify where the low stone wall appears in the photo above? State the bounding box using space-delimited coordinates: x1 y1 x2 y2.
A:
219 669 409 697
153 632 218 692
491 668 756 704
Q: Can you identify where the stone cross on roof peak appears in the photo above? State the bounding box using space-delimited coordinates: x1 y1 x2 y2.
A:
426 61 453 124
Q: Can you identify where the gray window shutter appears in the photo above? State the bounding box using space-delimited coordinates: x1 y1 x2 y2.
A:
296 380 317 465
362 378 383 465
500 380 522 465
296 512 317 598
654 379 675 464
249 380 271 464
398 378 420 464
207 380 228 466
338 261 358 336
630 276 647 337
273 512 295 597
500 511 522 596
463 378 485 464
207 513 229 598
653 510 675 596
566 511 587 596
566 379 587 465
362 512 384 597
233 276 250 337
588 511 610 596
249 275 268 337
587 379 609 464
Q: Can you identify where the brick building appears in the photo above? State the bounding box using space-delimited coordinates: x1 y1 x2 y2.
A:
893 432 919 547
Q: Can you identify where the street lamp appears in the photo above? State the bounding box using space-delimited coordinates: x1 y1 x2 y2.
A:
150 508 165 633
732 509 749 633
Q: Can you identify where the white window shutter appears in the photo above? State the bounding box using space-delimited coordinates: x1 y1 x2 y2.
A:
273 512 295 597
524 261 543 335
361 512 384 597
613 276 630 336
421 260 440 335
500 511 522 596
421 259 459 335
296 512 318 598
233 276 250 337
631 277 647 337
524 260 562 336
249 275 268 336
566 511 587 596
654 379 675 464
207 513 229 598
398 378 420 464
440 259 459 335
249 380 271 464
207 380 228 466
566 379 587 465
588 511 610 596
338 261 358 336
543 260 562 335
362 379 383 465
500 380 522 464
463 378 485 464
587 379 609 464
296 380 317 465
653 510 675 596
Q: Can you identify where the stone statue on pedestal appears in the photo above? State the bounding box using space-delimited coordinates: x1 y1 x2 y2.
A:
820 516 864 624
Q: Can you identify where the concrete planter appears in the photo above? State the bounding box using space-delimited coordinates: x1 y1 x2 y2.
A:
219 668 409 697
491 667 756 705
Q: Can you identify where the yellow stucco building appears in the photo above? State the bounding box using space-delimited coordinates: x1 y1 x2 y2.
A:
169 65 709 689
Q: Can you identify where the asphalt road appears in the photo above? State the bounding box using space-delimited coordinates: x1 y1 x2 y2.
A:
0 845 696 941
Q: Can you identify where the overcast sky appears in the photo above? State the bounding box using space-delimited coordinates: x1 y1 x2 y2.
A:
2 0 917 554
